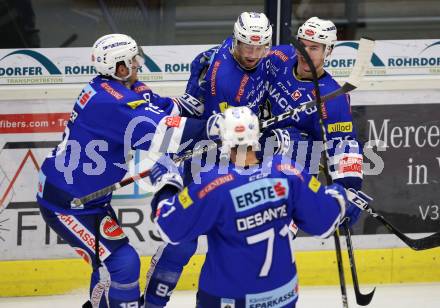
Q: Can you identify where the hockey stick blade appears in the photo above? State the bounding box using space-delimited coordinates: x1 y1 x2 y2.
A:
376 215 440 251
261 38 375 130
346 189 440 250
342 222 376 306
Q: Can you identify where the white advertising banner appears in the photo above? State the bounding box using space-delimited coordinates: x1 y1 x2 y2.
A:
0 40 439 85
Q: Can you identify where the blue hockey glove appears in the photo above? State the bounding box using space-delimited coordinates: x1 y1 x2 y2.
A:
149 156 183 193
185 45 219 100
172 93 204 117
325 183 358 227
206 112 224 141
259 128 291 156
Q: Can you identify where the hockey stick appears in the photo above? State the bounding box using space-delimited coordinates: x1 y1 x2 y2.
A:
72 38 375 207
261 37 375 130
289 36 354 308
342 222 376 305
347 189 440 251
70 142 218 207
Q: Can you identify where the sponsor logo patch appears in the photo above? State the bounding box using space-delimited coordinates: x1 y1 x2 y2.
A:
305 29 315 36
198 174 234 199
308 176 321 193
165 116 181 127
100 216 126 240
235 125 245 132
76 84 97 109
268 50 288 62
250 35 261 42
74 247 91 264
230 178 289 212
58 214 110 260
327 121 353 133
235 74 249 102
126 99 147 109
211 60 221 95
276 164 304 181
101 82 123 100
291 89 302 101
178 187 193 209
338 156 362 174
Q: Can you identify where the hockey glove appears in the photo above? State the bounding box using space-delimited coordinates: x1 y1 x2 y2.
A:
172 93 204 117
259 128 291 157
206 112 224 141
185 45 219 100
149 156 183 193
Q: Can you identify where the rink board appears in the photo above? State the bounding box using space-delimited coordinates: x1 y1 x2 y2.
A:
0 247 439 297
1 39 440 296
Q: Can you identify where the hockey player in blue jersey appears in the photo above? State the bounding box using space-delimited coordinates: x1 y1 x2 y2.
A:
148 106 364 308
36 33 217 308
264 17 364 191
142 12 299 307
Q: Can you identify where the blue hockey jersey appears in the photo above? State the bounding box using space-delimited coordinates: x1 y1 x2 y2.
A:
264 45 363 189
153 156 344 302
37 76 209 214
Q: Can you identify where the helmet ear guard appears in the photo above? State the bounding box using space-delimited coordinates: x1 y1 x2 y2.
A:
297 16 337 58
91 33 143 81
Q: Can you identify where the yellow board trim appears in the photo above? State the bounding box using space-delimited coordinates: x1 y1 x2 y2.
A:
0 247 439 297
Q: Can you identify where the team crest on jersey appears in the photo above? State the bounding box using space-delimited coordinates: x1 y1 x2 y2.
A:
76 84 97 109
100 216 126 240
165 116 181 127
291 89 302 101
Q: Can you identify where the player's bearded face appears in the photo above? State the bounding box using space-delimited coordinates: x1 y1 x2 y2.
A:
235 42 269 69
296 39 326 79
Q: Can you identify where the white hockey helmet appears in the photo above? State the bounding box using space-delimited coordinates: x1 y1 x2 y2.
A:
220 106 260 153
297 17 337 58
91 33 144 81
233 12 272 48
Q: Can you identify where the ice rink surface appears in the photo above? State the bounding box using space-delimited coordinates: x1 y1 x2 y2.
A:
0 283 439 308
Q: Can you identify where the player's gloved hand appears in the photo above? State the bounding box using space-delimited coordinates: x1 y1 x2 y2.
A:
149 156 183 193
326 184 372 227
172 93 204 117
185 46 219 100
206 112 224 141
260 128 291 156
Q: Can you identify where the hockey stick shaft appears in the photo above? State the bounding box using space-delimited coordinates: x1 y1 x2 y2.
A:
288 37 376 308
71 142 218 207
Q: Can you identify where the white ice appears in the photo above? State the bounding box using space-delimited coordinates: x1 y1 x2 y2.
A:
0 283 439 308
